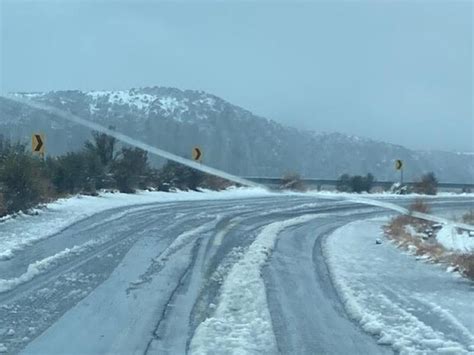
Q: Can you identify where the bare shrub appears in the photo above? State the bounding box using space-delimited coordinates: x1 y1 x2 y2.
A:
414 172 438 195
336 173 375 193
385 215 413 238
280 173 306 192
385 210 474 281
453 254 474 280
414 242 445 261
462 210 474 225
409 199 430 214
200 175 234 191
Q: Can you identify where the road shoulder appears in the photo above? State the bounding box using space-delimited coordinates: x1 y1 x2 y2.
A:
324 217 474 354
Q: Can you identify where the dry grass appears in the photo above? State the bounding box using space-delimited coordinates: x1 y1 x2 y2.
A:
384 215 413 240
385 217 445 261
280 173 307 192
409 199 431 214
414 242 446 261
452 254 474 279
385 213 474 281
200 175 234 191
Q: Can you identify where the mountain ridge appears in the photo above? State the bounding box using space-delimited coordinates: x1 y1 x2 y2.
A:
1 86 473 183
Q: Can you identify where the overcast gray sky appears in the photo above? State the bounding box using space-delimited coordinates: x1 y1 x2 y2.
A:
1 0 472 152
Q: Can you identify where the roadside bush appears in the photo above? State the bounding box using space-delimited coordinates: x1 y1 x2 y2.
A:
389 182 410 195
0 152 50 214
200 175 233 190
158 161 205 191
409 199 431 214
84 131 117 168
83 131 118 190
414 172 438 195
112 147 150 193
336 173 375 193
453 254 474 280
0 131 238 216
280 173 306 191
48 152 90 194
462 210 474 225
336 174 351 192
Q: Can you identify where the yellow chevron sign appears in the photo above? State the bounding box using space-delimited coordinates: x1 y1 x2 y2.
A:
395 159 403 170
32 134 45 155
192 147 202 161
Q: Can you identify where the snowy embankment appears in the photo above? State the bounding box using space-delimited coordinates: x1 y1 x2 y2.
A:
0 188 271 261
324 219 474 354
436 225 474 253
299 191 474 232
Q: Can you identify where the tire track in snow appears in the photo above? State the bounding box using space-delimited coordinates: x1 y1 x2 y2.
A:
189 214 319 354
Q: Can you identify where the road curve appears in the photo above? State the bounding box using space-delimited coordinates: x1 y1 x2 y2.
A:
0 194 472 354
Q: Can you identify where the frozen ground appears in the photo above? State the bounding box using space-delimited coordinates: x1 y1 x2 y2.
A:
324 218 474 354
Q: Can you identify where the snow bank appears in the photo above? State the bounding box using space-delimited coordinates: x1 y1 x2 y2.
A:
436 225 474 253
0 237 106 293
189 214 319 354
312 192 474 231
325 219 474 354
308 190 474 199
0 188 271 261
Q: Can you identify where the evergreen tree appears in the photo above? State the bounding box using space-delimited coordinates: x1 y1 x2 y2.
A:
112 147 149 193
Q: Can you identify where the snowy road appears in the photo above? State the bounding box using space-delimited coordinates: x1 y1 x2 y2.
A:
0 192 472 354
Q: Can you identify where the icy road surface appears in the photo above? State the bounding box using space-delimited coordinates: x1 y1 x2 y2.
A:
0 190 472 354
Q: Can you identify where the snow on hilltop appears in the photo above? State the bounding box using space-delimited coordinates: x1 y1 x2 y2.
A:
85 90 190 118
14 87 223 123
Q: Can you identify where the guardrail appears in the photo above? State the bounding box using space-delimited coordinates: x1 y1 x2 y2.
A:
243 177 474 191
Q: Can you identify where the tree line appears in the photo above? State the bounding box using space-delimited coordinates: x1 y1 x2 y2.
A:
334 172 438 194
0 133 231 217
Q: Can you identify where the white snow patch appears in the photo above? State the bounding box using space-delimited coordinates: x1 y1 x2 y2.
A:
189 214 319 354
436 225 474 252
158 96 186 113
86 90 156 111
85 90 191 115
88 103 99 115
0 238 105 293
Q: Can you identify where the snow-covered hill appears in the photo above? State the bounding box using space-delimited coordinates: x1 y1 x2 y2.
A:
1 87 473 182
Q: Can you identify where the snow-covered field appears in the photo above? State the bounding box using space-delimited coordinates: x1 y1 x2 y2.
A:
0 188 271 261
325 218 474 354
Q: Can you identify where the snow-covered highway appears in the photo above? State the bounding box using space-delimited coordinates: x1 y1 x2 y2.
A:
0 190 473 354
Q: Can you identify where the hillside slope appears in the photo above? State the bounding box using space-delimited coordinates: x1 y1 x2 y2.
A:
1 87 472 182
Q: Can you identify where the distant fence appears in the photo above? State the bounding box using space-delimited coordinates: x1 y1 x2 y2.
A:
243 177 474 192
